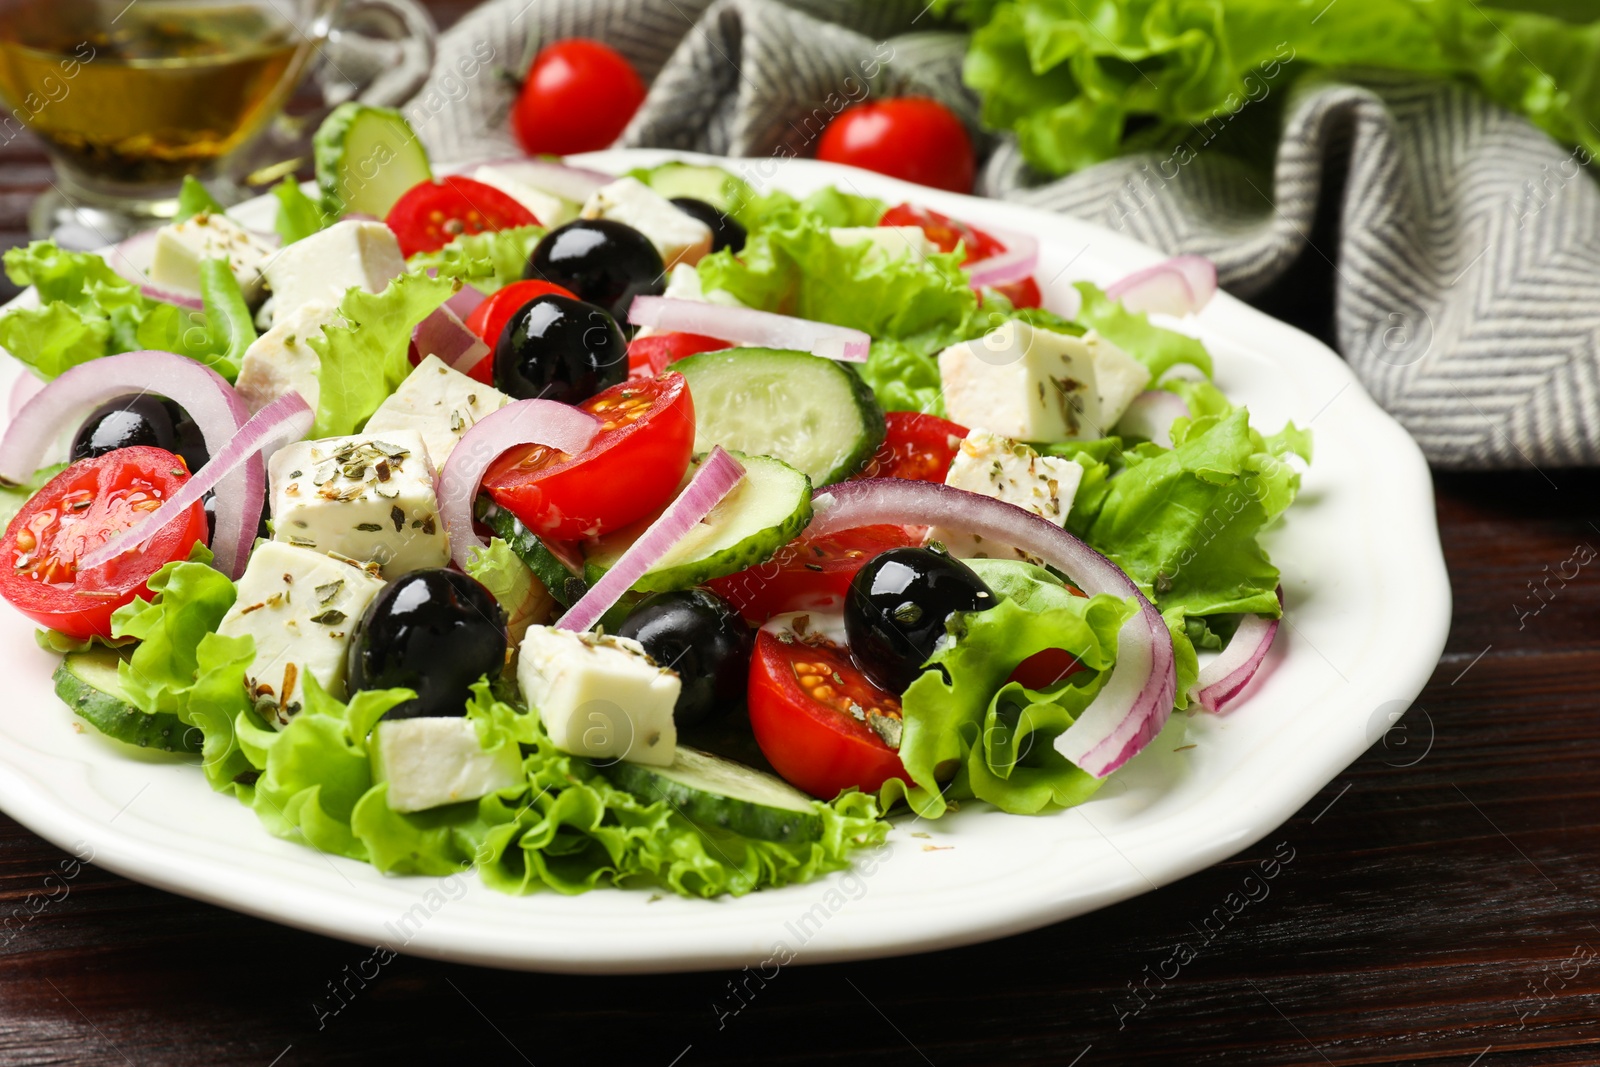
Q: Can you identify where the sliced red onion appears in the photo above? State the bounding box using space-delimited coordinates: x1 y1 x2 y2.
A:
446 284 487 320
437 399 602 570
8 373 43 420
1105 255 1218 317
0 350 261 577
806 478 1175 779
413 304 489 373
77 392 312 571
628 297 870 362
108 230 204 310
558 447 746 633
474 157 612 203
964 224 1039 289
1116 390 1190 448
1192 589 1282 713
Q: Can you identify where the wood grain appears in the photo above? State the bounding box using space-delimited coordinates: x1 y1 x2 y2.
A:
1 6 1597 1065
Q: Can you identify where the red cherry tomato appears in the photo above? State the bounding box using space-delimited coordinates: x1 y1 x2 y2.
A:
857 411 969 483
879 203 1003 261
989 276 1043 310
816 97 975 194
625 332 733 380
511 39 647 156
385 176 538 258
0 447 208 639
1005 583 1090 689
706 524 919 625
461 279 579 383
480 373 694 540
748 629 910 799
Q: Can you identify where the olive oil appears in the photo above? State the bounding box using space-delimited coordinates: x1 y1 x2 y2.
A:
0 0 302 185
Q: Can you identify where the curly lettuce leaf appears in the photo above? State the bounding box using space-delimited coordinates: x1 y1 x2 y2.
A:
0 242 155 376
407 224 545 294
307 270 457 437
881 561 1136 818
464 537 553 648
1073 282 1212 380
859 338 946 416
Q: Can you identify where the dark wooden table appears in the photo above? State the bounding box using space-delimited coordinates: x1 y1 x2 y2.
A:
3 12 1599 1065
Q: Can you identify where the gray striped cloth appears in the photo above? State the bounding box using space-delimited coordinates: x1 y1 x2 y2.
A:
406 0 1600 470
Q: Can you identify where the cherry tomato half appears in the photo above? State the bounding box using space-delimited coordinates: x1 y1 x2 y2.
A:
879 203 1004 262
707 524 920 625
817 97 975 194
626 331 732 380
748 628 910 799
385 176 539 258
1006 583 1090 689
988 276 1043 310
480 372 694 540
857 411 969 483
0 447 208 639
461 279 579 383
511 39 647 157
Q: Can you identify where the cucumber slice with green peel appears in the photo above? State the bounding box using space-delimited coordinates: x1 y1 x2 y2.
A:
598 745 823 843
627 162 752 213
53 649 200 754
669 348 885 487
583 451 812 592
477 498 588 607
313 102 432 219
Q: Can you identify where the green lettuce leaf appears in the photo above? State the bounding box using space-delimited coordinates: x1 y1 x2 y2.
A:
271 177 330 245
0 242 155 376
197 258 255 379
307 270 457 437
1073 282 1212 380
464 537 553 648
880 561 1137 818
859 338 946 416
175 176 226 223
406 225 545 294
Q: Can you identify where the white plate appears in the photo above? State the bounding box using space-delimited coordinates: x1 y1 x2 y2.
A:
0 150 1450 974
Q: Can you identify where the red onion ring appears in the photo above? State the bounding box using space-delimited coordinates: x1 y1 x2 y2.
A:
472 157 613 203
964 224 1040 290
627 297 870 362
1192 589 1282 713
8 373 43 420
0 350 258 578
436 399 601 571
1116 390 1190 448
806 478 1176 778
558 447 745 634
446 284 487 320
1105 255 1218 317
78 392 313 570
412 304 489 373
107 230 204 310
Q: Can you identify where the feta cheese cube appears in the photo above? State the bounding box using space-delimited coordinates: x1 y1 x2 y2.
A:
216 542 385 727
371 717 524 813
262 220 406 319
928 430 1084 561
937 323 1151 443
473 164 577 227
581 177 712 269
517 626 680 767
149 213 275 300
365 355 510 467
830 226 935 264
268 429 450 578
234 300 339 415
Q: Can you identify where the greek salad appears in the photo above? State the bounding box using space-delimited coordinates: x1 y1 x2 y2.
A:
0 103 1309 899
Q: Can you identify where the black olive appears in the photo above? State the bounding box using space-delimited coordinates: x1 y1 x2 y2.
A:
525 218 665 330
72 394 208 472
616 589 753 728
845 546 996 694
346 569 508 720
670 197 747 254
492 293 627 404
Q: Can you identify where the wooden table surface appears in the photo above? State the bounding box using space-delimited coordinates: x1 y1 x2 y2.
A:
2 8 1599 1065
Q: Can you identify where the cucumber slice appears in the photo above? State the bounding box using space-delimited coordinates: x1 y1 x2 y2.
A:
670 348 885 487
313 102 432 218
627 162 752 213
583 451 811 592
53 649 200 754
477 498 588 607
598 745 823 843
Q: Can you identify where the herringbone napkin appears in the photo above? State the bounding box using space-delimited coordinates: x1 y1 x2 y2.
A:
406 0 1600 470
